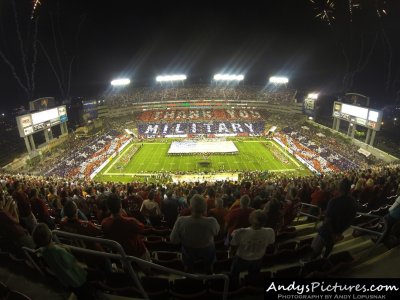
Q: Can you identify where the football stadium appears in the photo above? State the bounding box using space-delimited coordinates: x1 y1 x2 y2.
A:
1 1 400 300
2 83 400 300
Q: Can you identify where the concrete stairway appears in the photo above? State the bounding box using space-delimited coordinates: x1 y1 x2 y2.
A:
340 245 400 278
289 218 399 278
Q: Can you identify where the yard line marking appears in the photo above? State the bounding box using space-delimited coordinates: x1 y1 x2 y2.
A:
268 141 301 167
103 142 135 175
269 169 297 172
106 172 159 176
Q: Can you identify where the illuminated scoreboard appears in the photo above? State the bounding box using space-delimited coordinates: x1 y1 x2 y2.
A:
303 93 318 117
332 102 382 131
16 105 68 138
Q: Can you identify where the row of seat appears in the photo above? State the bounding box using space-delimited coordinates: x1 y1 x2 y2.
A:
143 226 298 253
100 250 354 299
97 275 266 299
274 250 355 278
353 205 390 226
0 209 382 299
147 236 315 273
0 280 31 300
1 223 367 300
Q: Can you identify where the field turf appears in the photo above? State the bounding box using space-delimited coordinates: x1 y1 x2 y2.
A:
94 140 310 183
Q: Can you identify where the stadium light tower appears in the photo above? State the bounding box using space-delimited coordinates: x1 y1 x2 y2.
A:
269 76 289 84
111 78 131 86
213 74 244 81
156 74 187 82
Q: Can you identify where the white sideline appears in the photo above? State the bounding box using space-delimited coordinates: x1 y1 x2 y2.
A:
90 138 132 179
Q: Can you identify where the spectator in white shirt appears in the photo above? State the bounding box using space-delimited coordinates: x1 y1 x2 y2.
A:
229 209 275 287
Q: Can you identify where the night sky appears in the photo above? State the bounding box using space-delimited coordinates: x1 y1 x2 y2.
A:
0 0 399 111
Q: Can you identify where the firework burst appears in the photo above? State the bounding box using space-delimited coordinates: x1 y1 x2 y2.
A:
31 0 41 20
374 0 388 18
350 0 388 19
309 0 336 26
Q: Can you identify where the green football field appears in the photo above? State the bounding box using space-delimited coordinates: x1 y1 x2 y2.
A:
94 140 310 183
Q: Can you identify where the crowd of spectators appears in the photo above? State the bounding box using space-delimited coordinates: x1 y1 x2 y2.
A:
1 161 400 258
106 116 137 133
1 160 400 297
296 125 379 168
276 126 374 173
137 108 263 123
43 130 130 179
137 121 266 137
103 84 297 107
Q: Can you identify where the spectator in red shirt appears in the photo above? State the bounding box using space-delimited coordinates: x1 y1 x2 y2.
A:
310 181 330 214
137 186 149 204
161 190 179 228
351 179 365 202
205 187 216 212
29 188 55 230
140 189 162 226
48 185 61 211
0 191 35 249
298 182 312 204
122 186 143 215
368 177 387 210
208 197 228 237
179 206 192 216
263 198 283 234
101 193 150 262
228 190 242 211
60 200 104 267
60 200 102 237
95 190 110 223
12 181 37 233
359 178 375 205
225 195 254 236
240 181 251 197
72 188 90 218
282 187 301 227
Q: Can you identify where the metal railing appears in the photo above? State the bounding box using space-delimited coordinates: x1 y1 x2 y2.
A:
350 212 388 247
23 230 230 300
297 202 322 226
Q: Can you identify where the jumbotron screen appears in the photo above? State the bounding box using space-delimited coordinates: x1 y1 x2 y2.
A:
16 105 68 137
332 101 382 130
